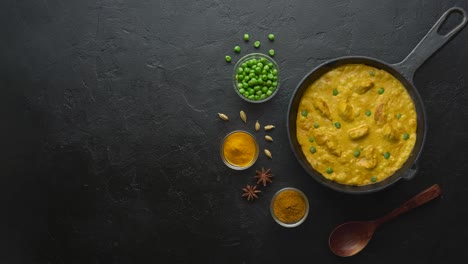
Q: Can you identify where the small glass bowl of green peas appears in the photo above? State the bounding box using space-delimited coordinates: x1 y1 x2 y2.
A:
233 53 280 103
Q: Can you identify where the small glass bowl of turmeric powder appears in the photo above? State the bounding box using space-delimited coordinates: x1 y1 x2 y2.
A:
270 187 310 228
220 130 259 170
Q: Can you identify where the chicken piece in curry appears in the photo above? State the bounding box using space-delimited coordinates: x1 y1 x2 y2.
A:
296 64 417 186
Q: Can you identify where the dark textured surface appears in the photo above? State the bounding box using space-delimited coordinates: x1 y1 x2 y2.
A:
1 0 468 263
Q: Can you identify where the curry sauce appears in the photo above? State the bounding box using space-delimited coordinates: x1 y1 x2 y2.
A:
296 64 417 186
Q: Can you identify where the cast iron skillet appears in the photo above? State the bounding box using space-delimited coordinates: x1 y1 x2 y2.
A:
287 7 467 194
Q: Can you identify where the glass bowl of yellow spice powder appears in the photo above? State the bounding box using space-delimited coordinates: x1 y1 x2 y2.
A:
270 187 309 228
220 130 259 170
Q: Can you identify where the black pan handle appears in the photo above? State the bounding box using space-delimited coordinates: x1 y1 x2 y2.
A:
393 7 467 81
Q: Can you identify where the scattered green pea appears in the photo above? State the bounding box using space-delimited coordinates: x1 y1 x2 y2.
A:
335 122 341 129
269 49 275 56
268 34 275 41
403 133 410 140
234 46 241 53
384 152 390 159
370 176 377 182
333 88 339 96
225 56 231 62
314 123 319 128
254 40 261 48
369 70 375 76
244 34 249 41
353 150 361 157
310 147 316 154
309 137 315 142
326 167 333 174
378 88 385 94
397 114 402 120
365 110 372 116
301 109 308 117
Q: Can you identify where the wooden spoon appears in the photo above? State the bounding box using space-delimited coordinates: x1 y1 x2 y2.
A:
328 184 442 257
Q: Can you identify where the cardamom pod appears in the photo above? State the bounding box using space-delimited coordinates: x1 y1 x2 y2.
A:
264 149 272 159
218 113 229 121
264 125 275 131
265 135 273 142
255 120 260 131
240 110 247 123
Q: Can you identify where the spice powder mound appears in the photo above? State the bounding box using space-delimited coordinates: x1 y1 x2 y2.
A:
223 131 257 167
273 190 306 224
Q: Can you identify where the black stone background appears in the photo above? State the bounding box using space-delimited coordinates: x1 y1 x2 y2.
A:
1 0 468 263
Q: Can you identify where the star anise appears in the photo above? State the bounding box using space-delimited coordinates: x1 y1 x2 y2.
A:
255 167 273 186
242 184 261 201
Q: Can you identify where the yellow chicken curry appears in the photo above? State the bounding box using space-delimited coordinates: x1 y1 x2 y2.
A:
296 64 417 186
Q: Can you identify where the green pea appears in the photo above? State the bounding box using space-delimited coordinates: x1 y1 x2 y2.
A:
237 75 244 81
260 94 266 100
370 176 377 182
310 147 316 154
234 46 241 53
241 63 247 68
244 34 249 41
254 86 261 91
269 49 275 56
397 114 402 119
249 73 255 78
365 110 371 116
257 78 264 85
353 150 361 157
266 80 272 86
272 69 278 75
273 76 278 81
239 88 245 94
263 65 270 71
248 95 254 100
335 122 341 129
248 88 254 95
333 88 338 96
243 92 249 98
378 88 385 94
244 76 250 82
255 68 261 74
309 137 315 142
254 95 259 100
237 68 243 74
248 79 257 86
369 70 375 76
268 74 274 80
301 109 308 117
262 75 268 81
272 81 277 87
260 58 267 64
384 152 390 159
262 87 268 93
254 40 260 48
326 167 333 174
256 90 262 96
403 133 410 140
266 90 272 96
314 123 319 128
268 34 275 41
225 56 231 62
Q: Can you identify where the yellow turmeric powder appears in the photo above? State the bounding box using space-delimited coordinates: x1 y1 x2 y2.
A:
223 131 257 167
273 189 306 224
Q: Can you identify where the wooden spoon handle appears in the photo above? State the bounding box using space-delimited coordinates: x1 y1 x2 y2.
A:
375 184 442 226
